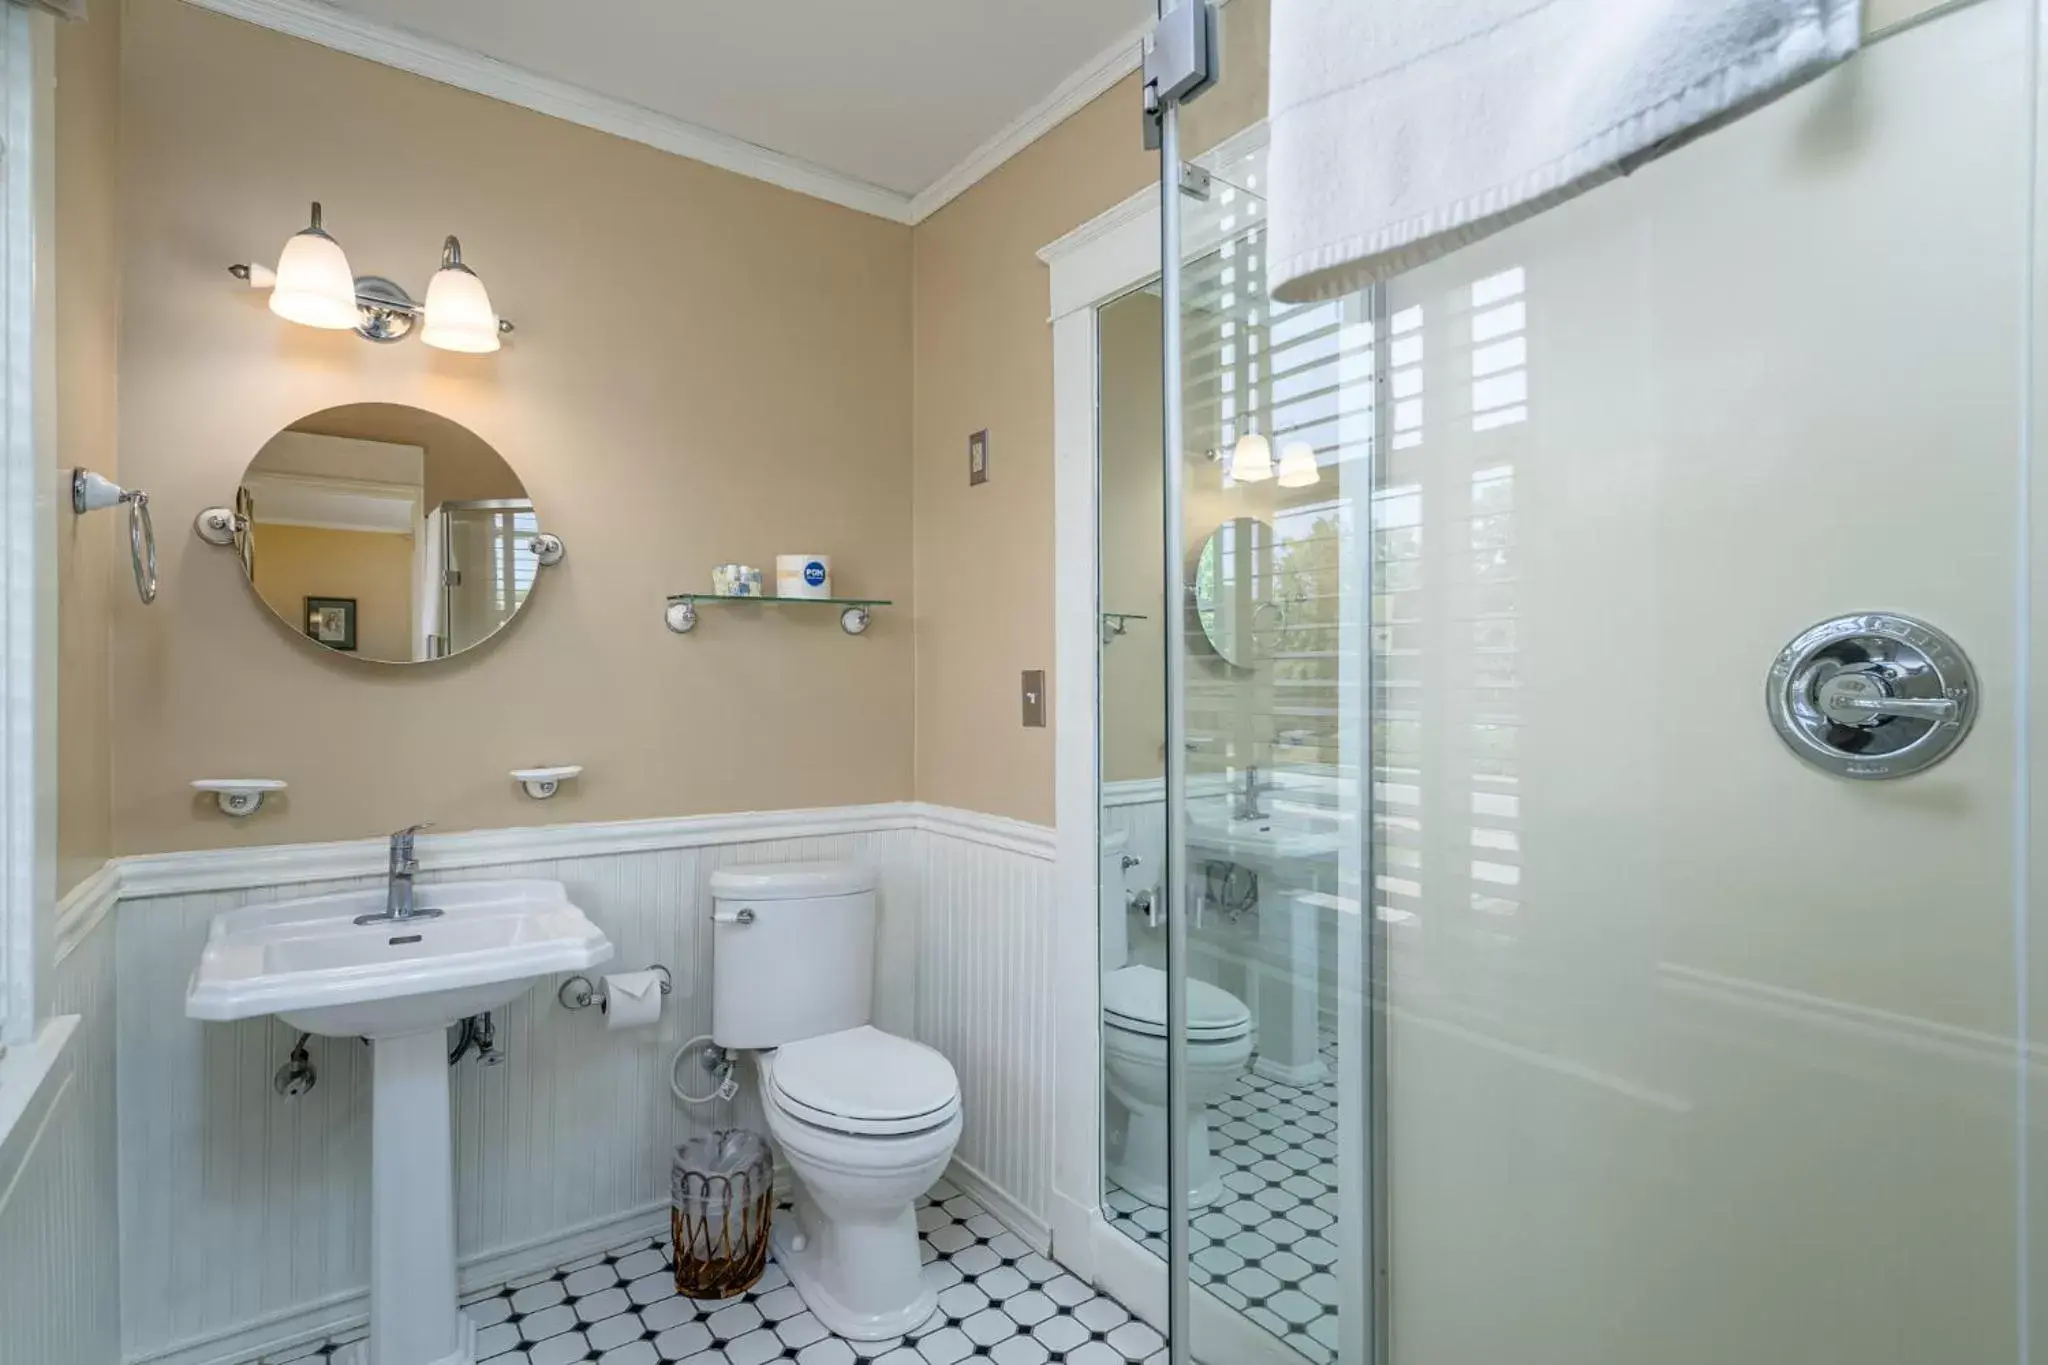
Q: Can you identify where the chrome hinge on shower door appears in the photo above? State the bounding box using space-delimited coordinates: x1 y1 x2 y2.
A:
1141 0 1219 149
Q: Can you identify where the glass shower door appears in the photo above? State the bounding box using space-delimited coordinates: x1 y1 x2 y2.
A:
1147 3 2041 1364
439 499 539 656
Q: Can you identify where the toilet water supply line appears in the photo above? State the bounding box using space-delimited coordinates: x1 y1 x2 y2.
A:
671 1035 740 1105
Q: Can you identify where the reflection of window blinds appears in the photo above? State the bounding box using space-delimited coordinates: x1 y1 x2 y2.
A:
1374 266 1528 997
492 510 539 616
1181 222 1376 764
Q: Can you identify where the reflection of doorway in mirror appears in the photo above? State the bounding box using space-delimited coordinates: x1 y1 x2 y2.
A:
236 403 542 664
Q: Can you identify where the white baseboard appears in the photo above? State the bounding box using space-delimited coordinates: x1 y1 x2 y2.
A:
1046 1187 1099 1281
131 1202 670 1365
1252 1055 1329 1087
943 1158 1051 1255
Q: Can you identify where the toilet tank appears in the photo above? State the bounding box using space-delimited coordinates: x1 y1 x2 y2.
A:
710 861 878 1049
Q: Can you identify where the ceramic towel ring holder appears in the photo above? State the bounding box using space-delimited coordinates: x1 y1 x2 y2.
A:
72 469 157 605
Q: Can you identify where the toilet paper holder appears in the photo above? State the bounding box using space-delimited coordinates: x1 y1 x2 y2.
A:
557 964 672 1014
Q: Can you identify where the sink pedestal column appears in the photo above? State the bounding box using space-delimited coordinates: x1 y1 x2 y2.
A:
1251 890 1327 1086
337 1027 475 1365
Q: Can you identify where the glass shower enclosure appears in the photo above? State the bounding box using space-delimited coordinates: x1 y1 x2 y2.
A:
1095 1 2047 1362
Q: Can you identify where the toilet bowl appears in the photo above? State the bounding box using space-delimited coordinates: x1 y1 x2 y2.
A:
756 1028 961 1340
710 863 963 1341
1100 963 1253 1209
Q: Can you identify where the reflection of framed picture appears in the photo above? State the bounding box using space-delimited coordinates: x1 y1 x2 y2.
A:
304 596 357 652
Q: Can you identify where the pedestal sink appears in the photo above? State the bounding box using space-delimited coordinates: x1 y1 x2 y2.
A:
1187 807 1346 1085
186 879 613 1365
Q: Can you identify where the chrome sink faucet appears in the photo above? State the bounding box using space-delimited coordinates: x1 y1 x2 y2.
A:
1234 764 1274 821
354 823 439 925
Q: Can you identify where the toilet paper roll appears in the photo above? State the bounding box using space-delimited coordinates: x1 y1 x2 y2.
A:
603 971 665 1030
776 554 831 600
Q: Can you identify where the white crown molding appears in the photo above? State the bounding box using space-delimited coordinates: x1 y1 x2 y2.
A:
177 0 1249 231
50 861 118 965
177 0 918 224
906 16 1151 225
114 801 1051 900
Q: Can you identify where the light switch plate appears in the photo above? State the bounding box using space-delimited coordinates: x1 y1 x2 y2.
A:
969 429 989 486
1021 669 1046 728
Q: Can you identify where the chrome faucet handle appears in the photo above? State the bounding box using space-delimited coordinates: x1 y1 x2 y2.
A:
1827 694 1960 725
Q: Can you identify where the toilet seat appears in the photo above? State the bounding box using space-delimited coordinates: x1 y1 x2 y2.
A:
767 1025 961 1137
1102 965 1251 1041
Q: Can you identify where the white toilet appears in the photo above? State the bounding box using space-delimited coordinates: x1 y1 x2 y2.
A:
710 861 962 1341
1098 835 1253 1208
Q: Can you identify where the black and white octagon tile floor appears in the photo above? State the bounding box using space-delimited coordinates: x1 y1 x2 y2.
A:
1105 1031 1342 1363
250 1180 1165 1365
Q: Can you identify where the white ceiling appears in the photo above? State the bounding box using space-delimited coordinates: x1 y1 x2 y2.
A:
312 0 1157 202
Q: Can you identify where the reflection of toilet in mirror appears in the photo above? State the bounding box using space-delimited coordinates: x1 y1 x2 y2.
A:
231 402 552 663
1099 832 1252 1209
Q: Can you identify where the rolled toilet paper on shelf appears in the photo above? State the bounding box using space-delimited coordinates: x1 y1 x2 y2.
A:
776 554 831 599
604 970 665 1030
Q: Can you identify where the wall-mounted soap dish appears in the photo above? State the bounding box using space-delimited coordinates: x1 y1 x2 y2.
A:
192 779 286 817
511 766 581 800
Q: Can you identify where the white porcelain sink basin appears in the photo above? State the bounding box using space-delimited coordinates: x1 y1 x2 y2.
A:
187 878 611 1037
1187 807 1348 875
186 877 612 1365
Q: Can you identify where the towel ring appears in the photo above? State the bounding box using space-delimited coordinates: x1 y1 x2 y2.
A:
127 492 156 605
72 469 157 606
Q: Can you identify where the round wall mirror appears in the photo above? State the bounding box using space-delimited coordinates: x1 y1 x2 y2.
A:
1190 516 1286 667
225 403 551 663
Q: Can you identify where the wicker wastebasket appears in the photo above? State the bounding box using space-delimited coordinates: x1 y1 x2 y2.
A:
671 1129 774 1299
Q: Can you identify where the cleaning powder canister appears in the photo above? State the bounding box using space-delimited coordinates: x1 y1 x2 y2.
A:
776 554 831 599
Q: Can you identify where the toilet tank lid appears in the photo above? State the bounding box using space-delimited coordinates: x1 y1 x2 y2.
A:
709 861 877 901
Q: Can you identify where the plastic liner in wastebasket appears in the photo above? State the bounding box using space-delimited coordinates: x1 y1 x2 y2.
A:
671 1128 774 1298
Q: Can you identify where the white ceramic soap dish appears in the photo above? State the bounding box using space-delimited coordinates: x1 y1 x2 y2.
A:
192 778 286 817
511 766 582 800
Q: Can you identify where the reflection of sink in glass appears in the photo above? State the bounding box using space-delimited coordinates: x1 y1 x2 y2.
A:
187 879 612 1365
1186 805 1347 875
1186 805 1346 1088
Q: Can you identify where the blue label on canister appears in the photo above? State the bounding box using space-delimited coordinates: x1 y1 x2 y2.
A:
804 561 827 587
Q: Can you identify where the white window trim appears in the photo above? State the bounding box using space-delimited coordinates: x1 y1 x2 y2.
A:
0 2 58 1058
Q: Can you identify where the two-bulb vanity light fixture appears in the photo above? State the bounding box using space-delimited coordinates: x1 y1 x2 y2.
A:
229 202 515 352
1218 431 1321 488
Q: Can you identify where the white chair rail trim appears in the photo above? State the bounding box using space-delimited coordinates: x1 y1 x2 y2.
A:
105 801 1053 902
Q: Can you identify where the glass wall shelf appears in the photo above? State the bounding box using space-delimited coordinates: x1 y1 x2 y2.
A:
662 594 891 636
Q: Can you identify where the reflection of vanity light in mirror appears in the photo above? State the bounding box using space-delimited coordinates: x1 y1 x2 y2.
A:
1228 431 1273 483
230 202 514 351
192 779 286 818
1276 441 1321 488
193 403 563 665
511 766 582 800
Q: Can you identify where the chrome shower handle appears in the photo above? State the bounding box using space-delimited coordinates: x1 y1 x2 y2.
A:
1822 693 1959 725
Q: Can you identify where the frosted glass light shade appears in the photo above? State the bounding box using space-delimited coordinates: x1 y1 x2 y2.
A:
1277 442 1321 488
1231 432 1273 483
268 227 358 331
421 266 500 354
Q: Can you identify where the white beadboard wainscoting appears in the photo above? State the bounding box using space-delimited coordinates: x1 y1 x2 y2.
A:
105 801 1055 1365
0 869 123 1365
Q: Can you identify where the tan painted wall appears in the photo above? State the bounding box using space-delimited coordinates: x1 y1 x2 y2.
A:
908 0 1268 824
112 0 913 853
1097 290 1166 784
55 0 120 896
250 523 415 662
